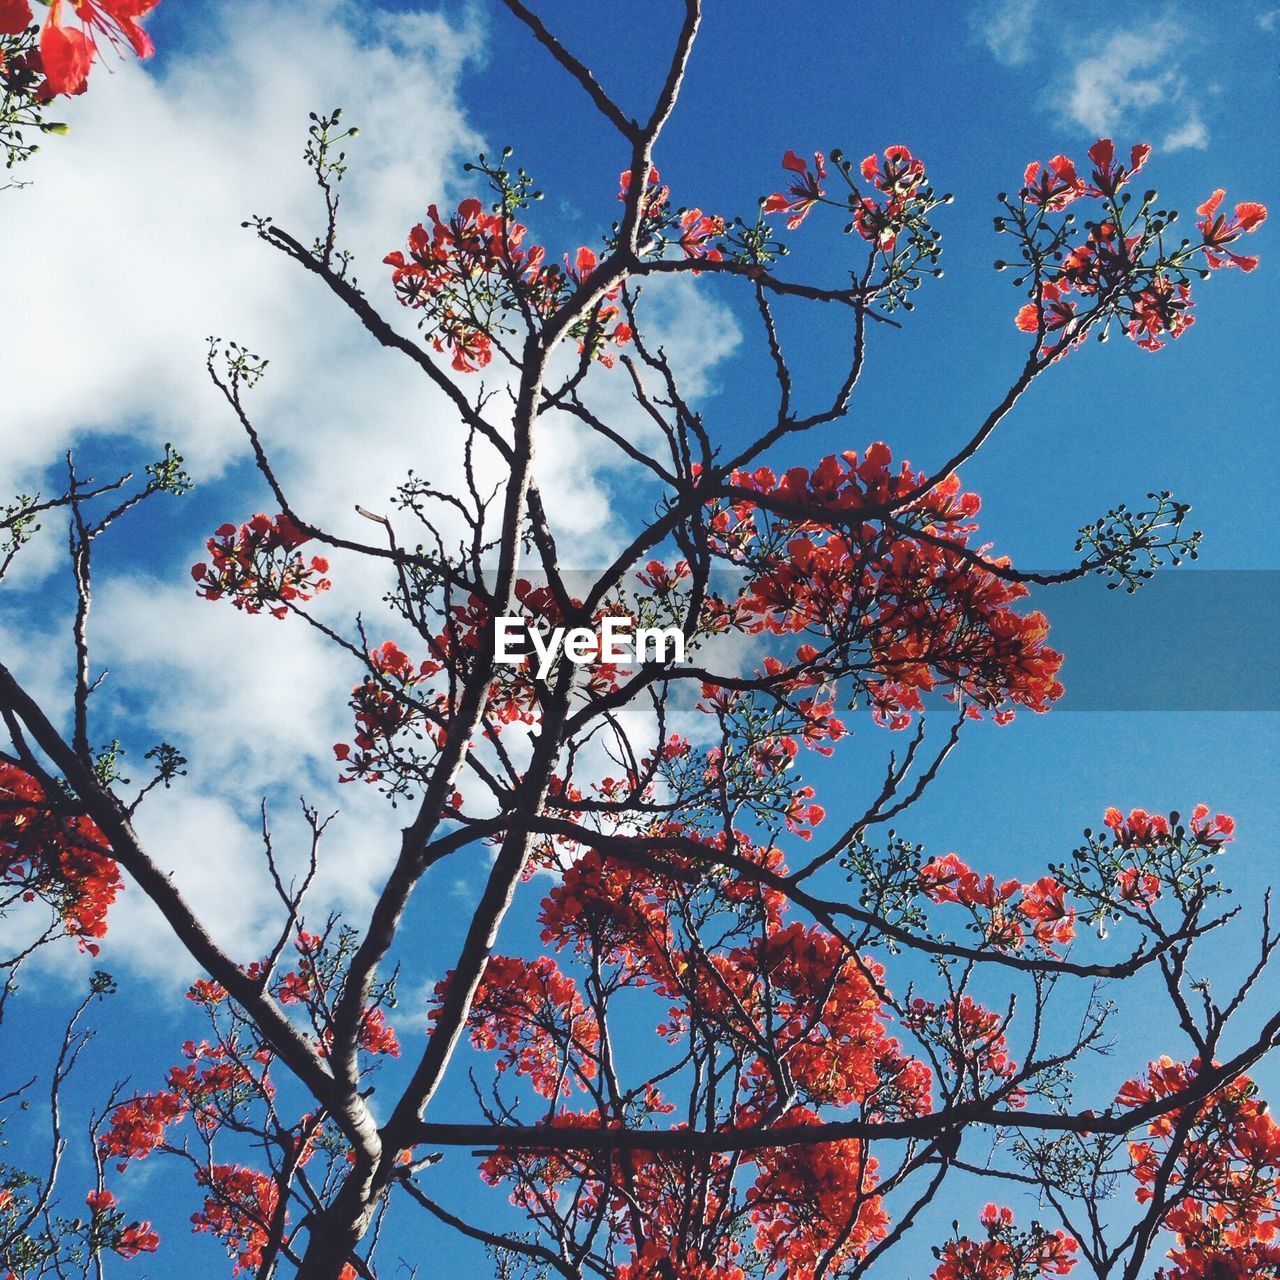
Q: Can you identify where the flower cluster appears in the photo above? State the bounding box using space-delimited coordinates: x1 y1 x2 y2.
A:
1006 139 1266 356
1116 1059 1280 1277
100 1088 187 1166
932 1204 1078 1279
1 760 121 953
84 1188 160 1259
334 639 445 784
765 144 930 251
387 196 552 371
265 928 400 1063
918 853 1076 953
764 149 828 229
1053 805 1237 924
385 194 632 372
387 158 738 372
100 932 396 1269
761 144 947 308
449 954 600 1101
855 145 930 248
467 830 944 1276
746 1121 890 1277
905 995 1022 1102
714 444 1064 726
1103 803 1234 848
190 1162 358 1279
190 1164 280 1276
191 513 330 619
0 0 160 99
100 1028 281 1173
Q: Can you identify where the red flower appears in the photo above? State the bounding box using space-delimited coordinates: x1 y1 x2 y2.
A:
747 1119 889 1275
861 144 925 197
38 0 160 97
433 319 492 372
677 207 725 263
1023 154 1085 210
618 164 670 228
1087 138 1151 198
191 1164 280 1275
101 1090 187 1166
2 761 121 952
1197 188 1268 272
114 1221 160 1258
357 1006 400 1058
1104 806 1171 847
187 977 228 1006
1004 141 1263 357
1189 803 1235 839
1115 865 1161 907
192 513 331 618
446 954 599 1100
850 146 928 251
918 852 978 905
0 0 32 36
1127 278 1195 352
1016 278 1079 349
1019 876 1076 952
40 7 93 97
764 150 827 229
1116 1059 1280 1268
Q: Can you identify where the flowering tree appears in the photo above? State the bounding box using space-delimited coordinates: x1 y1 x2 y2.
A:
1 4 1275 1279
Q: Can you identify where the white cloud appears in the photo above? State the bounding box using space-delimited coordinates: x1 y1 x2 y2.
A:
1162 111 1209 152
0 0 482 489
0 0 484 978
971 6 1216 153
1065 26 1177 132
115 790 279 974
534 276 742 566
0 0 744 986
1061 21 1209 149
971 0 1041 67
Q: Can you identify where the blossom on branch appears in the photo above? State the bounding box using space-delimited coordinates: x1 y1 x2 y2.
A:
1 760 120 953
192 513 330 619
1003 138 1266 357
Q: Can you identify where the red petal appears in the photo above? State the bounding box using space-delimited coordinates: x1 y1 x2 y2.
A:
0 0 32 36
102 0 159 55
781 149 807 172
40 21 94 96
1196 188 1225 219
1015 303 1040 332
1234 201 1267 233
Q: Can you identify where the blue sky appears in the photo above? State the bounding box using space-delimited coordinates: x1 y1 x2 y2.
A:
1 0 1278 1274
